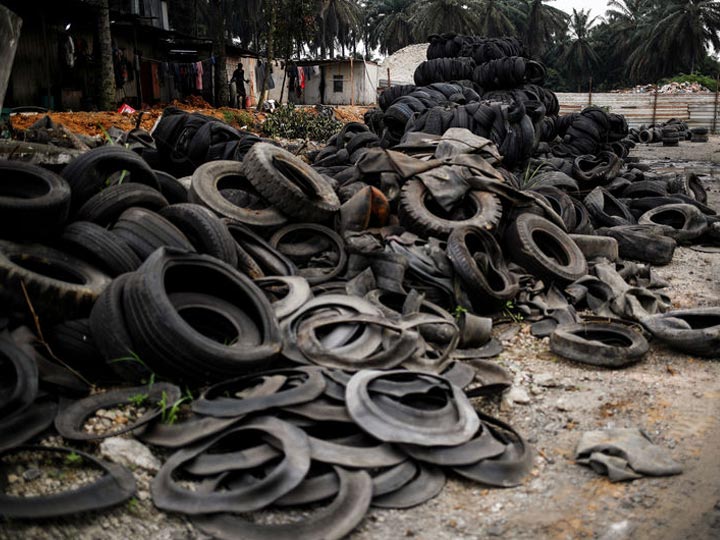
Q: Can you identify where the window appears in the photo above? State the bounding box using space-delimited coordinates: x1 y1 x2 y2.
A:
333 75 344 93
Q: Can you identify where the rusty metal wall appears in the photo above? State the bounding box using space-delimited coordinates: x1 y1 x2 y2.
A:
557 92 720 131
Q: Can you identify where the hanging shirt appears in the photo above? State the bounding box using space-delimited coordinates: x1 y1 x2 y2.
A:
298 67 306 90
195 62 204 90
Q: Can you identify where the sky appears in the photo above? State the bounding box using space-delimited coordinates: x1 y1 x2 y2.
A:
553 0 612 20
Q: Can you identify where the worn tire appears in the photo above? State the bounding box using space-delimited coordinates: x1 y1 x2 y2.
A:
158 203 238 267
0 240 111 320
243 143 340 222
189 160 287 228
447 226 519 303
550 322 648 367
60 221 142 276
504 213 587 284
112 208 196 260
61 145 160 211
398 180 502 239
0 161 71 241
74 183 169 226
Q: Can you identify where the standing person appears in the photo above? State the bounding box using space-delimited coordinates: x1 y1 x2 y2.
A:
230 62 249 109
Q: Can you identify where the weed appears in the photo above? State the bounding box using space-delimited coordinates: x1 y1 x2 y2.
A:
503 300 524 323
452 305 468 319
519 162 546 190
263 103 342 141
127 497 141 514
159 391 190 426
64 451 83 467
128 393 149 407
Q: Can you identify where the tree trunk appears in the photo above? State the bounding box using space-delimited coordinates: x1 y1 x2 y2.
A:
257 0 276 111
213 0 229 107
96 0 115 110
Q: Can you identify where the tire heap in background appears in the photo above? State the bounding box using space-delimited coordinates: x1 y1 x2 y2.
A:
1 34 720 537
629 118 709 145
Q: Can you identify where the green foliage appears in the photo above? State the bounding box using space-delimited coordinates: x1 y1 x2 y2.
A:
452 305 468 319
222 110 257 130
64 451 83 467
263 104 342 141
128 393 149 407
503 301 524 323
159 391 190 426
660 73 718 92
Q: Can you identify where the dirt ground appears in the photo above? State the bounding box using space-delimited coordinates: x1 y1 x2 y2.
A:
7 100 370 138
1 139 719 540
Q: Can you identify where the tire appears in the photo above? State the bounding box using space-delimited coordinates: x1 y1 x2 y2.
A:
550 322 648 367
189 160 287 228
46 319 111 382
595 225 677 265
642 308 720 358
74 183 169 226
60 221 142 276
503 213 587 284
638 203 708 243
345 132 380 156
0 240 111 320
89 274 148 382
569 234 619 261
269 224 347 285
112 207 196 260
584 187 636 227
223 219 297 278
121 249 282 381
398 180 502 239
158 203 238 267
447 226 519 304
0 161 71 241
243 143 340 222
61 145 160 211
153 170 188 204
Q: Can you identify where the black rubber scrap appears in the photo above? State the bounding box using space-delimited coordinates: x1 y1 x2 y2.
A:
550 322 649 367
54 382 181 441
151 417 311 514
192 368 326 418
0 446 136 519
193 466 372 540
642 308 720 358
345 370 479 446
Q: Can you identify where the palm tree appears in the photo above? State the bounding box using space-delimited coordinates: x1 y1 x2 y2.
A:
367 0 416 55
317 0 364 58
476 0 524 38
409 0 485 39
561 8 600 90
629 0 720 79
603 0 649 82
522 0 569 57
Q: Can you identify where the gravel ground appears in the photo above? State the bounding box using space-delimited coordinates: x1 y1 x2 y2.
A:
1 139 719 540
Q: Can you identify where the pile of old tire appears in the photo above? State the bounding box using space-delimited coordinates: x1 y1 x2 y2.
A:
473 57 546 89
312 122 381 174
662 126 681 147
414 57 476 86
552 107 629 157
691 127 709 143
426 34 525 62
148 107 261 177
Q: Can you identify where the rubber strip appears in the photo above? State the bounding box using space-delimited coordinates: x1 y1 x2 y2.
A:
0 446 135 518
192 368 325 418
0 400 58 452
346 370 479 446
136 415 241 448
308 433 406 468
152 417 311 514
255 276 313 319
54 383 181 441
371 463 445 509
452 412 535 487
193 466 372 540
